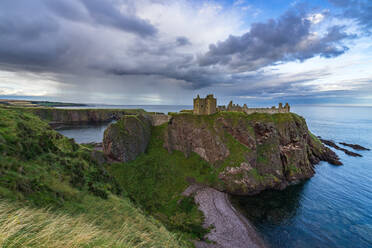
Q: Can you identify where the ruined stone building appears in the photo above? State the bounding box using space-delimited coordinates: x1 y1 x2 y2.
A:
193 94 290 115
193 94 217 115
219 101 290 114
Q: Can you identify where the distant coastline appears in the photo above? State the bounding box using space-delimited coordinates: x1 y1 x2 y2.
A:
0 99 88 108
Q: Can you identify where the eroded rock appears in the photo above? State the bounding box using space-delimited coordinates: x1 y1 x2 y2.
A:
339 142 370 151
320 138 362 157
164 115 230 163
165 113 342 195
103 115 151 162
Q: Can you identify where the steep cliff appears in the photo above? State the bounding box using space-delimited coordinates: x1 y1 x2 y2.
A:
23 107 145 126
164 112 340 195
103 115 152 162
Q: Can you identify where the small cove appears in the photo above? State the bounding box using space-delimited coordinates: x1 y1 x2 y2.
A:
56 122 112 144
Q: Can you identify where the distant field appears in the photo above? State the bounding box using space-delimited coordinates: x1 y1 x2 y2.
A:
0 99 87 108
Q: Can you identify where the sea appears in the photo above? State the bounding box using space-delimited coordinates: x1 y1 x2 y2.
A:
57 104 372 248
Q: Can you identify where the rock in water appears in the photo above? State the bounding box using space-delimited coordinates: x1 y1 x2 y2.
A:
339 142 370 151
320 139 362 157
103 115 151 162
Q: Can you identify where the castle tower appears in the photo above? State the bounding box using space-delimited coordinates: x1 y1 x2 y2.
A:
284 103 290 112
193 94 217 115
206 94 217 115
227 101 233 111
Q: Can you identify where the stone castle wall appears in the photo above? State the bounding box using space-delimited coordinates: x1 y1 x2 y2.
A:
193 94 290 115
219 101 290 114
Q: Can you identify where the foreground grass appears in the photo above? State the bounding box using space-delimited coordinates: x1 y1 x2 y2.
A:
0 107 190 247
0 199 185 248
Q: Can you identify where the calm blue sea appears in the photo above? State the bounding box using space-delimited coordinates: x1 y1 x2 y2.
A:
57 105 372 248
56 105 190 143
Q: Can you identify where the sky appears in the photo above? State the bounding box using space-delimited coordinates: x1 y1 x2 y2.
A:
0 0 371 106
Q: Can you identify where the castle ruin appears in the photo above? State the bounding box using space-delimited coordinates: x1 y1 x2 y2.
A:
193 94 290 115
219 101 290 114
193 94 217 115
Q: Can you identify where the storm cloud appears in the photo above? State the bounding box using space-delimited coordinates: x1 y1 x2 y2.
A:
198 10 352 71
44 0 157 36
0 0 157 73
0 0 369 104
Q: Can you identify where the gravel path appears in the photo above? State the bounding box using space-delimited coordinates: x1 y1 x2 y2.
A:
183 185 267 248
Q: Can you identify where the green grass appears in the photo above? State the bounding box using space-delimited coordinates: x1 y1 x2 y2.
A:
219 132 252 169
0 107 189 247
0 196 186 248
108 124 217 240
309 132 322 146
3 106 146 123
108 112 304 238
0 106 313 247
286 164 299 176
0 107 120 205
256 143 276 165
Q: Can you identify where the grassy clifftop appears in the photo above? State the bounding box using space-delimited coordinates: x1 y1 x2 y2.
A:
107 111 337 240
3 106 146 125
107 111 328 238
0 107 188 248
109 124 216 239
0 107 334 247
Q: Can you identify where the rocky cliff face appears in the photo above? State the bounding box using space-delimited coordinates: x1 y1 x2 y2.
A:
164 112 340 195
28 108 145 126
103 115 151 162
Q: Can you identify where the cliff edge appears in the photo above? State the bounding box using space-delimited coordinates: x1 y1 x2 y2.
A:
102 111 341 246
164 112 340 195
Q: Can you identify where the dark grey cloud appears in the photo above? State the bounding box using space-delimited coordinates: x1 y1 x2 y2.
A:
106 63 232 90
0 1 66 68
329 0 372 34
43 0 157 36
0 0 157 72
176 37 191 46
0 0 365 104
198 9 353 71
104 9 354 90
79 0 157 36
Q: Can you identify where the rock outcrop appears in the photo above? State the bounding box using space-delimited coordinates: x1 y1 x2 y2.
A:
103 115 151 162
320 138 362 157
149 114 171 126
164 112 341 195
164 115 230 163
339 142 370 151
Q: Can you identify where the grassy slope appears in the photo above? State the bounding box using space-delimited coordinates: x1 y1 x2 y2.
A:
1 106 146 124
107 112 287 238
0 107 323 246
109 125 215 240
0 107 187 248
